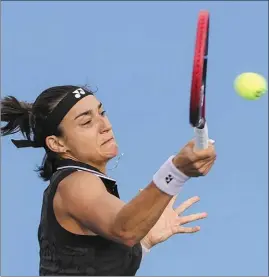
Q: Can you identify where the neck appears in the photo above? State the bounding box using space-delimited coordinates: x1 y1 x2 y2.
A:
61 153 107 174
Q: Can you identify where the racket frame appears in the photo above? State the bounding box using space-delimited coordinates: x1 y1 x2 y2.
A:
189 11 210 150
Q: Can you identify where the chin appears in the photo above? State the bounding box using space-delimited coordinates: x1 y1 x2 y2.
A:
105 144 119 160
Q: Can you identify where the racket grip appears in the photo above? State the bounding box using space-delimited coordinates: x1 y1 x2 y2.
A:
194 122 209 150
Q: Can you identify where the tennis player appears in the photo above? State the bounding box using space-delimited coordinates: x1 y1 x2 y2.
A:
1 85 216 276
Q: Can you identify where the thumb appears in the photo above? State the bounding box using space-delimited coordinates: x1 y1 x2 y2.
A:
186 139 195 147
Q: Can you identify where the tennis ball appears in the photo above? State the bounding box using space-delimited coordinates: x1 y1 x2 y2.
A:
234 72 267 100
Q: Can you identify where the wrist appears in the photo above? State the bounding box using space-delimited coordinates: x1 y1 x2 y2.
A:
141 237 151 258
153 155 190 196
141 236 153 250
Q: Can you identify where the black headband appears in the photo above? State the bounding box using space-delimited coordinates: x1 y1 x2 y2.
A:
12 87 93 148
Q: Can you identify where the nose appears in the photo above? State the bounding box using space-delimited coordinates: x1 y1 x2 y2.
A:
99 116 112 134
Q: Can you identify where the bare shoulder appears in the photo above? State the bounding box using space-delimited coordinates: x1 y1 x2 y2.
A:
54 170 124 235
57 170 107 202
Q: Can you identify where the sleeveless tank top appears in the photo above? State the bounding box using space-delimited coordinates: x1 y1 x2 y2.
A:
38 158 142 276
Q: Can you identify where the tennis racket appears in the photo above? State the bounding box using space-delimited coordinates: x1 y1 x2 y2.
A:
190 10 210 150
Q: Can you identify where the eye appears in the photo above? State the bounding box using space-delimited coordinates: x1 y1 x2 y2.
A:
81 120 92 126
100 110 106 116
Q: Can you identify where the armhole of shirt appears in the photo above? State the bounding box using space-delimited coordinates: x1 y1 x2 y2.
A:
46 169 111 247
43 168 143 275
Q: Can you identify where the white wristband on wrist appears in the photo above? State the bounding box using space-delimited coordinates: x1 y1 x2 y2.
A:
153 155 189 196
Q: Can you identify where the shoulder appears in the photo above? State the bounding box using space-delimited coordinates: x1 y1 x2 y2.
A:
57 170 107 198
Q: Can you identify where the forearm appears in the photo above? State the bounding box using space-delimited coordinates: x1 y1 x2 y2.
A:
112 156 189 246
112 182 171 246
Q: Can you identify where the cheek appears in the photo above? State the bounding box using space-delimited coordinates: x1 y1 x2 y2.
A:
67 128 98 152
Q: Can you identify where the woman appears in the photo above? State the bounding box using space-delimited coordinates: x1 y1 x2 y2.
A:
1 85 216 276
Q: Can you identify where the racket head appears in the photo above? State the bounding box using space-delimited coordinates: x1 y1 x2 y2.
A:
190 10 210 129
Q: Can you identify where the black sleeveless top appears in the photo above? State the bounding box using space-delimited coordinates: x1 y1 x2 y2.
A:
38 159 142 276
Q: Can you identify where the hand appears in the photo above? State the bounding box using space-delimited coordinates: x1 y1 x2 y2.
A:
142 194 207 249
173 139 216 177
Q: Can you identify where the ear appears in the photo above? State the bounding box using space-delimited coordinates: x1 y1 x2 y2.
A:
45 135 67 154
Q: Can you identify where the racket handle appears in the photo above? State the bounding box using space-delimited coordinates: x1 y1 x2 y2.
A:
194 122 209 150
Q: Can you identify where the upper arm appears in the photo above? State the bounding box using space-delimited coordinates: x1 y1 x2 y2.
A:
57 171 126 243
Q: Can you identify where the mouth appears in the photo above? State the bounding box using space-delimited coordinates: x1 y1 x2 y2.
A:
101 137 114 145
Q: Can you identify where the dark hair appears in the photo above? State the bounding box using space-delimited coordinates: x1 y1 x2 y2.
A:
1 85 93 181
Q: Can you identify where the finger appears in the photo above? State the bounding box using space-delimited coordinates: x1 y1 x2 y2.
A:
177 212 208 225
175 226 201 233
195 155 215 169
184 138 215 155
187 155 216 177
175 196 200 214
201 159 216 175
196 156 216 176
194 145 216 160
185 139 195 148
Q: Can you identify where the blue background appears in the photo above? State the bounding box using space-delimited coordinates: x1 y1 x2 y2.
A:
1 1 268 276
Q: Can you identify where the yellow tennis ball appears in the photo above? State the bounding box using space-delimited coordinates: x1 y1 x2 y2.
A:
234 72 267 100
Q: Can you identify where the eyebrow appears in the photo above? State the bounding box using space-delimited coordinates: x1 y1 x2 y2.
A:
74 102 103 120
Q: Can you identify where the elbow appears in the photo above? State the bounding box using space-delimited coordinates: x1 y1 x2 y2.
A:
119 231 139 247
111 227 140 247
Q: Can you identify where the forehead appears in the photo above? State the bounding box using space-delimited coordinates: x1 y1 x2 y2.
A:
65 95 100 119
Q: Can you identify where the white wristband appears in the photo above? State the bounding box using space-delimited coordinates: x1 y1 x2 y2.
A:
141 243 150 259
153 155 189 196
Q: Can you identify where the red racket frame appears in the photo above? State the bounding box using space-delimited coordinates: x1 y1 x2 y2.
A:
190 11 210 128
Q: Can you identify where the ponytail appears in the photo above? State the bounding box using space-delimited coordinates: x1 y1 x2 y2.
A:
1 96 33 139
1 95 59 182
1 85 93 182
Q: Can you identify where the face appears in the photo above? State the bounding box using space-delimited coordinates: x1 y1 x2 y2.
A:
47 95 118 169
